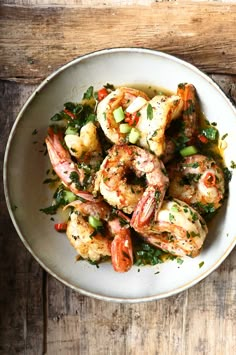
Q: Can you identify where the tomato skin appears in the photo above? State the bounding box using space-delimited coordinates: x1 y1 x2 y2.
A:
198 134 209 144
125 112 140 126
64 109 76 119
54 223 67 232
98 88 109 101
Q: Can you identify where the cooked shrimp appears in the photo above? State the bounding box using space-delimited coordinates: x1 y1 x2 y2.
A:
65 199 133 272
167 154 225 214
136 94 183 157
45 127 85 194
96 144 169 224
177 83 199 141
162 83 200 163
97 87 150 144
45 126 101 194
133 199 208 257
64 121 102 165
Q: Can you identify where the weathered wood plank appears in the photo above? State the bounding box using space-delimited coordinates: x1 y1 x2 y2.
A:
1 2 236 83
46 249 236 355
0 81 45 355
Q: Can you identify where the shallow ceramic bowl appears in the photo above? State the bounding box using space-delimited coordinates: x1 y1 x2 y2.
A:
4 48 236 302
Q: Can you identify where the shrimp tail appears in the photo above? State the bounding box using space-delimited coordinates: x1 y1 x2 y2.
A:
45 128 85 195
111 231 133 273
108 218 133 272
177 83 199 140
131 186 165 230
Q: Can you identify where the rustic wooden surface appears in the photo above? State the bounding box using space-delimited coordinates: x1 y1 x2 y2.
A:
1 1 236 354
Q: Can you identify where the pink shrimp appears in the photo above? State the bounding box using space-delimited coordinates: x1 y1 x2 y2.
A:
65 198 133 272
132 199 208 258
95 144 169 227
162 83 200 163
45 127 99 197
177 83 199 142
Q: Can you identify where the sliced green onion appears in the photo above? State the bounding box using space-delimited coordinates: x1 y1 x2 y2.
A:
88 216 103 229
65 126 79 135
129 127 141 144
119 123 132 134
113 106 125 123
63 190 77 204
180 145 198 157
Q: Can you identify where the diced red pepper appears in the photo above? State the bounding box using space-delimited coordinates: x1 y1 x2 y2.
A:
198 134 209 144
203 172 216 187
54 223 67 232
125 112 140 126
98 88 109 101
64 109 76 119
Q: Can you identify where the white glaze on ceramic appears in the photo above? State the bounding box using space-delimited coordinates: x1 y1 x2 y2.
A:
4 48 236 302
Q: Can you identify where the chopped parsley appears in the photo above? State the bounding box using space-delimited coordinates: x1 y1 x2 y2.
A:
221 133 228 140
176 257 184 265
147 103 153 120
32 129 38 135
201 126 218 141
104 83 115 91
169 213 175 223
40 184 77 215
43 177 60 184
83 86 94 100
230 161 236 169
199 261 204 268
134 243 164 266
69 171 81 189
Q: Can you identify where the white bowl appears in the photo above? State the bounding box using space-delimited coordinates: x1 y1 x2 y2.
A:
4 48 236 302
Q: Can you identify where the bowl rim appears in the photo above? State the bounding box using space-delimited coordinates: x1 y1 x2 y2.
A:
3 47 236 303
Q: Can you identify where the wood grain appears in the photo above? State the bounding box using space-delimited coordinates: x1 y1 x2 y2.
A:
45 249 236 355
1 2 236 83
0 81 45 355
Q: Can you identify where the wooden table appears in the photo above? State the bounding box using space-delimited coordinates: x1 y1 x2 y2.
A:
1 1 236 354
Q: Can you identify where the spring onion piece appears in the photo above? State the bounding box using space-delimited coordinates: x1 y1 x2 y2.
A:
180 145 198 157
119 123 132 134
63 190 77 203
65 126 79 135
88 216 103 229
129 127 141 144
113 106 125 122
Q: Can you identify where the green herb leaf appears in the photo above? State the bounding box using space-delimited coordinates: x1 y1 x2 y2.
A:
202 127 218 141
83 86 94 100
199 261 204 268
147 103 153 120
40 204 59 215
50 113 63 121
104 83 115 91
